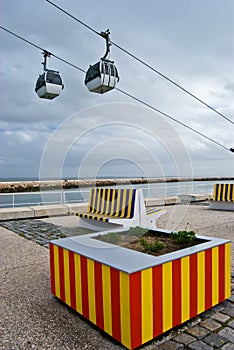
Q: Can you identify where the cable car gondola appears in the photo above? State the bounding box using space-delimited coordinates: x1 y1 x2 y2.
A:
35 51 64 100
84 30 119 94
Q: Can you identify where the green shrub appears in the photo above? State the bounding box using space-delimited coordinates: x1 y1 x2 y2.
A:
170 230 196 245
140 238 164 253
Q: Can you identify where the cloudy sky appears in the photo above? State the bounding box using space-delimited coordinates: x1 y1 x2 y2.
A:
1 0 234 180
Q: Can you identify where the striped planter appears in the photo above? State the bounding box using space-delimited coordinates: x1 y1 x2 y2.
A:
50 230 231 349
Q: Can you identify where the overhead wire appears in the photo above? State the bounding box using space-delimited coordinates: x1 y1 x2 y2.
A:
115 88 230 152
0 26 86 74
45 0 234 126
0 24 232 153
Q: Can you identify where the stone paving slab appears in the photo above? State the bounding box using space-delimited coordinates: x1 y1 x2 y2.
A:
0 227 124 350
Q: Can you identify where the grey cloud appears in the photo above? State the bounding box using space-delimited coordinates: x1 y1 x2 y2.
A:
1 0 234 179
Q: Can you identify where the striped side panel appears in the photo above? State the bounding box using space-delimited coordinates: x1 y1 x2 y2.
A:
53 244 60 298
152 265 163 338
63 249 71 306
205 249 212 310
110 268 121 342
87 259 96 324
181 256 190 323
80 255 89 318
74 253 82 313
141 268 153 344
212 247 219 306
68 251 76 310
218 244 225 302
172 259 181 326
120 271 131 349
190 253 198 319
94 262 104 330
49 243 55 295
130 272 142 349
225 243 231 299
162 262 173 332
197 251 205 314
58 246 65 302
102 264 112 336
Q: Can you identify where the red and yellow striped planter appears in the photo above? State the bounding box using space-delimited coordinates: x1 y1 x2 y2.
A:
50 231 231 349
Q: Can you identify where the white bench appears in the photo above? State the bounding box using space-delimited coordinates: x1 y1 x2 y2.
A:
68 188 159 230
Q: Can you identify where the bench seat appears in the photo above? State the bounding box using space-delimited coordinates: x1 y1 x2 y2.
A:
209 183 234 211
68 187 156 229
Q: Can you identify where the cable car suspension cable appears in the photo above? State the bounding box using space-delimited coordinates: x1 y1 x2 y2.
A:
115 87 230 152
0 25 86 74
45 0 234 126
0 24 232 153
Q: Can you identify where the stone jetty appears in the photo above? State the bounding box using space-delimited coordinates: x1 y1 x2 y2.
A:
0 176 233 193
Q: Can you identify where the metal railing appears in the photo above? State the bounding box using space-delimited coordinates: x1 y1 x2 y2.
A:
0 181 216 209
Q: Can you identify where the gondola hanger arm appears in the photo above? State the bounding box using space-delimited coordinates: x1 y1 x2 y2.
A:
42 50 51 71
100 29 111 60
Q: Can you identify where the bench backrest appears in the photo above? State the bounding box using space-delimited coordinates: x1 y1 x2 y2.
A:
88 188 136 218
213 183 234 202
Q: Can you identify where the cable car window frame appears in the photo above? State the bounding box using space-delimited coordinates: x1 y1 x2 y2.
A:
85 62 101 84
46 71 63 85
35 73 46 91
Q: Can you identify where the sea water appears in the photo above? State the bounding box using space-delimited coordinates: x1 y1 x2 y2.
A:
0 179 230 208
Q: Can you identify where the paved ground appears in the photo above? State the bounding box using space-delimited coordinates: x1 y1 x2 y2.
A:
0 203 233 349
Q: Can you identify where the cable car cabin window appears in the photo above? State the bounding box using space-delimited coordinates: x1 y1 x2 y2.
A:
102 62 109 74
46 71 62 85
35 73 46 91
110 65 116 76
85 62 101 84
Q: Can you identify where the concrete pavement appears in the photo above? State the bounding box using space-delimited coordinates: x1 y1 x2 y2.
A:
1 204 234 349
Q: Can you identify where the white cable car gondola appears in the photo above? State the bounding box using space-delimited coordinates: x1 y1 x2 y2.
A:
35 51 64 100
84 30 119 94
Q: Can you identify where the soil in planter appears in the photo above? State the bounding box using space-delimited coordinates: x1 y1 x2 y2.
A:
95 228 207 257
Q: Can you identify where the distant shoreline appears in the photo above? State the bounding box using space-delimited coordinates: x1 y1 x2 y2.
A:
0 176 233 193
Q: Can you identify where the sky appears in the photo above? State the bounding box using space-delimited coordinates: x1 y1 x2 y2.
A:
1 0 234 180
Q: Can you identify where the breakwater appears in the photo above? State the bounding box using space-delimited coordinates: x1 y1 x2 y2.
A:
0 176 233 193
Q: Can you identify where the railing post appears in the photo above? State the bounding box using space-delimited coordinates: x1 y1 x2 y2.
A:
12 193 15 208
61 190 65 204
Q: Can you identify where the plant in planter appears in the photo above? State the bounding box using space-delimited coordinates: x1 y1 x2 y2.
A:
139 237 165 253
49 226 231 349
170 230 196 245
